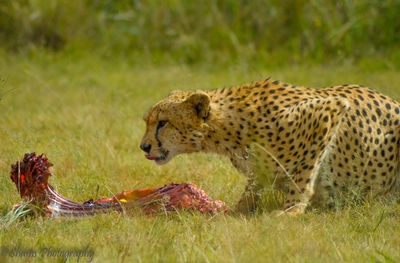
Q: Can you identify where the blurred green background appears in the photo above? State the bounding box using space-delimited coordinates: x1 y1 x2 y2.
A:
1 0 400 67
2 2 400 262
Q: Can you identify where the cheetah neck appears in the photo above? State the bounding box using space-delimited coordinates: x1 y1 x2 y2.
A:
199 79 276 159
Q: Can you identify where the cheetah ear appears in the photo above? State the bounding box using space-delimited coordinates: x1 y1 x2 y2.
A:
185 92 211 120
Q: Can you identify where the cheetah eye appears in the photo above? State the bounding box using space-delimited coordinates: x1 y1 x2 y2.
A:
157 120 168 130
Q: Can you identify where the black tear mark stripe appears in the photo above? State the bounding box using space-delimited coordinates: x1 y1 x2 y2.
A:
155 124 163 147
155 122 179 147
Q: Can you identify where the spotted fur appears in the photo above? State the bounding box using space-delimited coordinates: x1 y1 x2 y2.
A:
141 77 400 215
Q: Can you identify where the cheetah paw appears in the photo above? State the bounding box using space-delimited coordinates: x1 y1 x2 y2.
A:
270 209 286 217
271 209 304 217
271 205 306 217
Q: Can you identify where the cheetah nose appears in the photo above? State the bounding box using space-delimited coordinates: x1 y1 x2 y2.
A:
140 143 152 153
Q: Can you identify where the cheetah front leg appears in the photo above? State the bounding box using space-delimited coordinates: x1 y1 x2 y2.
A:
230 156 265 213
274 97 350 216
279 163 323 216
236 176 265 213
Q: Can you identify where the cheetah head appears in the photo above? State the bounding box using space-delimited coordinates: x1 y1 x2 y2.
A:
140 91 211 165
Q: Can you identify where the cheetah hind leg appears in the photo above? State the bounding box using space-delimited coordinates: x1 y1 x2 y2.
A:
273 97 349 216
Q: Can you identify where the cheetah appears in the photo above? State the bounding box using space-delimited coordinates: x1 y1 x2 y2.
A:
140 77 400 215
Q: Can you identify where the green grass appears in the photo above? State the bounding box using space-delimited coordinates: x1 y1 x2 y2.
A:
1 53 400 262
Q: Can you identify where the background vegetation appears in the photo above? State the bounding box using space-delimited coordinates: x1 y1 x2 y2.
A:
1 0 400 66
1 1 400 262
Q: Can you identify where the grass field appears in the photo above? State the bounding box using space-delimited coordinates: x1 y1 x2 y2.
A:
1 53 400 262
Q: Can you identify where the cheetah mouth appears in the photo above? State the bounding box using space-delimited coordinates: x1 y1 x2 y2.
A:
145 150 169 163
